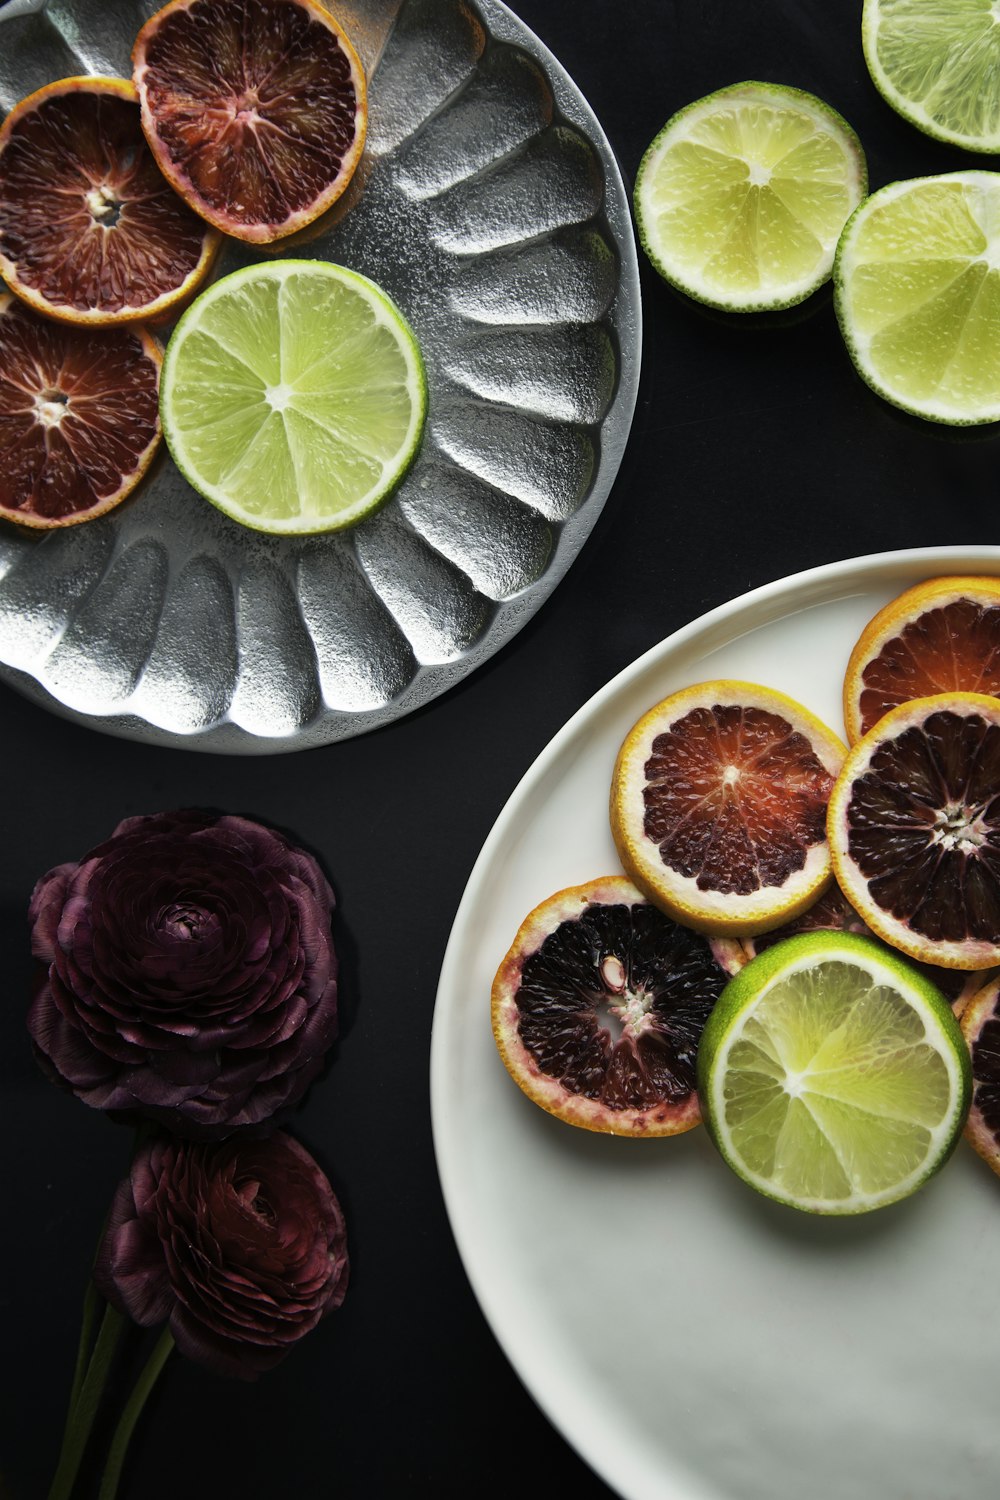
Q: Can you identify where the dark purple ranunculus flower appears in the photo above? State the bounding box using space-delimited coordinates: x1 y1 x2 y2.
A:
28 810 338 1136
95 1131 349 1379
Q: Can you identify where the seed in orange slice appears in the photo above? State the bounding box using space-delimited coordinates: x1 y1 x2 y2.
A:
491 875 727 1136
709 884 990 1016
0 76 220 326
0 292 161 528
133 0 367 245
844 575 1000 745
960 974 1000 1177
828 691 1000 971
610 681 847 937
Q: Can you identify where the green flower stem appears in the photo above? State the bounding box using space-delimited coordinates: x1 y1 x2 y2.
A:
47 1303 127 1500
97 1329 175 1500
66 1276 103 1419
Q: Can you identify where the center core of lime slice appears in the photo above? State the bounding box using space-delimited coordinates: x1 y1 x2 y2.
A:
697 931 971 1214
160 259 427 535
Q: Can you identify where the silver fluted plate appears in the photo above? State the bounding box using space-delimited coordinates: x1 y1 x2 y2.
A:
0 0 640 753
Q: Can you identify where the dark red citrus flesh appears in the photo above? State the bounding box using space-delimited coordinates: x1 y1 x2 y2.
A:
515 899 726 1113
644 705 835 895
0 85 215 317
859 598 1000 739
136 0 363 235
845 708 1000 946
967 995 1000 1150
0 298 160 525
747 886 978 1008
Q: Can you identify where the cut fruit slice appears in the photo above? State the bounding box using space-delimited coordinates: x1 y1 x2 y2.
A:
160 259 426 535
835 171 1000 425
709 885 991 1016
133 0 367 244
697 930 972 1214
862 0 1000 153
491 875 727 1136
610 681 846 937
0 292 161 528
633 81 867 311
828 691 1000 970
843 574 1000 743
959 974 1000 1176
0 76 220 325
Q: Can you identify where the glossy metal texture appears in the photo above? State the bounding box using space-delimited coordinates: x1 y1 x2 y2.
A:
0 0 640 751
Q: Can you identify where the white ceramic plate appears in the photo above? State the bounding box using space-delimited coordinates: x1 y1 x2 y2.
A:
431 545 1000 1500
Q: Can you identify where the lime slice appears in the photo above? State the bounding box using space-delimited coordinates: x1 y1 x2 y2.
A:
697 931 971 1214
835 171 1000 425
160 260 427 534
633 81 867 312
862 0 1000 153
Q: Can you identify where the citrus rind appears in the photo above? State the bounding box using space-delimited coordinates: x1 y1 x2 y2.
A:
633 80 867 312
133 0 368 245
491 875 723 1137
834 171 1000 426
0 75 221 326
862 0 1000 154
697 930 972 1214
610 680 847 937
843 574 1000 743
159 259 427 536
0 291 162 529
828 691 1000 970
959 973 1000 1176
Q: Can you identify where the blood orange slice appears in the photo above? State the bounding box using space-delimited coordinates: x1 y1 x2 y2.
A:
133 0 367 245
0 292 161 528
828 692 1000 970
844 575 1000 744
491 876 727 1136
960 975 1000 1177
710 885 990 1016
0 76 220 326
610 681 847 936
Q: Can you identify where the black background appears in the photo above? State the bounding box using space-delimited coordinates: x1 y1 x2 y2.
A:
2 2 997 1498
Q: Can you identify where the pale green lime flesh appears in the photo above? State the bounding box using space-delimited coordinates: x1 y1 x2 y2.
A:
835 172 1000 425
697 932 971 1214
161 260 427 535
634 81 867 311
863 0 1000 151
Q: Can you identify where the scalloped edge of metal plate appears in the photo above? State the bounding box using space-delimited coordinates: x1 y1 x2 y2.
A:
0 0 641 753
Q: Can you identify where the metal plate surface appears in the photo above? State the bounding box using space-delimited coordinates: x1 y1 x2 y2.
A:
0 0 640 752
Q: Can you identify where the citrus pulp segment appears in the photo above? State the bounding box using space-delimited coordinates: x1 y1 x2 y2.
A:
710 885 990 1016
633 81 867 311
490 876 727 1136
828 692 1000 970
160 260 427 535
133 0 367 244
862 0 1000 152
610 681 847 936
697 930 972 1214
0 292 162 528
959 974 1000 1175
0 76 220 325
843 575 1000 743
835 172 1000 424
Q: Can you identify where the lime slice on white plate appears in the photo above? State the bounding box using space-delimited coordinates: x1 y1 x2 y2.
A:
633 81 867 311
862 0 1000 152
835 171 1000 425
697 931 971 1214
161 259 427 535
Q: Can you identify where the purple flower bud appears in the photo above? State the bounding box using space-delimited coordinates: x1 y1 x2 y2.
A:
95 1131 349 1379
28 810 338 1136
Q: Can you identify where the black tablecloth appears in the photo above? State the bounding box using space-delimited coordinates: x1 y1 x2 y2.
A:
2 2 995 1497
